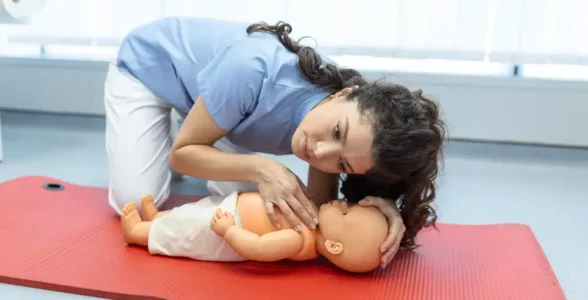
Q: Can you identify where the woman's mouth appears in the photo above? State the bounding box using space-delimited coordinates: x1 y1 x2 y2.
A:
300 138 310 160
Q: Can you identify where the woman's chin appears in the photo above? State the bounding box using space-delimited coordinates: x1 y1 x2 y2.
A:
290 148 302 160
294 153 309 163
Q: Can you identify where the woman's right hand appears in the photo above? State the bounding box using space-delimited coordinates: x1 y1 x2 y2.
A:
257 160 318 232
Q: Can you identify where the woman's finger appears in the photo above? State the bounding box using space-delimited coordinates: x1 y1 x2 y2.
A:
265 200 281 229
386 234 402 261
381 214 403 251
295 176 313 201
381 251 394 268
382 230 404 267
359 197 392 217
381 245 398 267
277 199 302 232
294 187 318 225
287 193 315 229
379 229 397 253
358 196 375 207
394 225 406 251
363 196 399 214
382 224 406 267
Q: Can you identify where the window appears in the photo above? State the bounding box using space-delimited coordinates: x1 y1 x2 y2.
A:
1 0 587 79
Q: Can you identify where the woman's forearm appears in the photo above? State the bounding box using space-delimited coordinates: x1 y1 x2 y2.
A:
170 144 272 183
169 95 276 184
307 166 339 205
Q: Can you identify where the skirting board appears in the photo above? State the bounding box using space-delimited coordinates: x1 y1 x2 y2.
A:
0 112 3 162
1 56 587 148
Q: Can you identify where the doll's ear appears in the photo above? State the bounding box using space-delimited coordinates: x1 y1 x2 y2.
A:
324 240 343 255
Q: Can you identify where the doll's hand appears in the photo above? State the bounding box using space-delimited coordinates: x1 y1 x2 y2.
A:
210 208 236 237
358 196 405 268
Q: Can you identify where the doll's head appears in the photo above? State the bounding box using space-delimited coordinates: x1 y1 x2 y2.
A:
315 200 388 273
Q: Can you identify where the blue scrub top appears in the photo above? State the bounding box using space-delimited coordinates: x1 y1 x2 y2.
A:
116 17 331 155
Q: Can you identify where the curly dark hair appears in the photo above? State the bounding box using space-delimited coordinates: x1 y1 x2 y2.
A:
247 21 446 249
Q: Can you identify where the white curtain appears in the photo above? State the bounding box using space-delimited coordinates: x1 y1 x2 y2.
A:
2 0 588 65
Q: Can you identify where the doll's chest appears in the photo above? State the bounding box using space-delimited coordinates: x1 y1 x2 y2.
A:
236 197 317 260
236 195 283 235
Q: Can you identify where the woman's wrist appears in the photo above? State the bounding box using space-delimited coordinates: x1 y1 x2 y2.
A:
252 156 282 184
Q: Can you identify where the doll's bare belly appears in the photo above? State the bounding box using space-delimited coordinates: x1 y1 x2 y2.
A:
236 192 317 261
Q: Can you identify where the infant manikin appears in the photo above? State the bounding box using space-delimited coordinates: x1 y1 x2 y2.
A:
120 184 389 273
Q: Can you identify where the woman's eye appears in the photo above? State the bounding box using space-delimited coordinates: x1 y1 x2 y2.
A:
334 123 340 140
342 212 347 216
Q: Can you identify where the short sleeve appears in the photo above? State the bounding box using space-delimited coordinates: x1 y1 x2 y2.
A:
196 42 267 132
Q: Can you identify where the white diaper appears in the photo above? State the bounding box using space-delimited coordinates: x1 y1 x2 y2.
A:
148 191 246 262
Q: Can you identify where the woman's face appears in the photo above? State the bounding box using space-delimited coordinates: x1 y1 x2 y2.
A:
291 87 375 174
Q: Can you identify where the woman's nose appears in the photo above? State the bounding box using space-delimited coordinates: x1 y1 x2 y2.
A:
314 141 341 159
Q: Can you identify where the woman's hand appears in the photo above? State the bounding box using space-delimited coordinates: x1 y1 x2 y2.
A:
358 196 405 268
257 160 318 232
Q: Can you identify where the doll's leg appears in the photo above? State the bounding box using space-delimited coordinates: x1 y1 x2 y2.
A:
141 195 171 221
121 202 151 246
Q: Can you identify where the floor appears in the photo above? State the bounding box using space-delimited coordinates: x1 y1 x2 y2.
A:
1 110 587 299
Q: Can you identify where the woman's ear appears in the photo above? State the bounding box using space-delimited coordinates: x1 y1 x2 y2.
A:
334 86 358 99
324 240 344 255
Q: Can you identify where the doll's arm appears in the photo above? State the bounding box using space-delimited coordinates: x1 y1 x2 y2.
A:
223 226 304 262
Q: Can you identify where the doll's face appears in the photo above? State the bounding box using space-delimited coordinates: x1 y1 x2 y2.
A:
316 200 388 273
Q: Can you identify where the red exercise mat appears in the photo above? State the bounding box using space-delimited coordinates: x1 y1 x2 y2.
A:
0 176 565 300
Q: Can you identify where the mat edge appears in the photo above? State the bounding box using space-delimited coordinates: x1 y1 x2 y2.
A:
0 275 165 300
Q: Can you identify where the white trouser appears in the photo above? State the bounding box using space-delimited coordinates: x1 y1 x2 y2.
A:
104 59 257 214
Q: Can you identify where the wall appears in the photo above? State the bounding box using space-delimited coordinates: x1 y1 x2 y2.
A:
1 56 587 147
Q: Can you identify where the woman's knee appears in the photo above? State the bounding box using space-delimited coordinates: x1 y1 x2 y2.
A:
108 190 141 215
108 177 171 215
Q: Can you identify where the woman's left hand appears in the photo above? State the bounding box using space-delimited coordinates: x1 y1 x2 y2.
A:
358 196 405 268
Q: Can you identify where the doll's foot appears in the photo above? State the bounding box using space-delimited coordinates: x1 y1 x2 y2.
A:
141 195 158 221
121 202 142 243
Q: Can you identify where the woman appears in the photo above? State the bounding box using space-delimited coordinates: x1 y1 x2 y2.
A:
104 17 445 268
